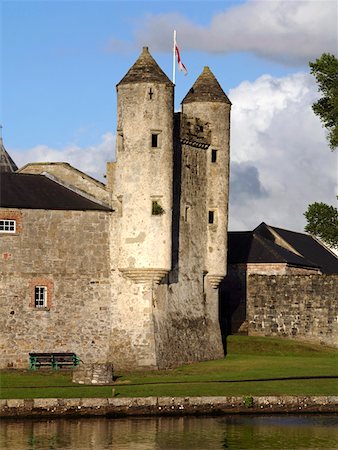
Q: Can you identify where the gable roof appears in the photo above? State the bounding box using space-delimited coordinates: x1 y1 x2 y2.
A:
0 172 111 211
228 222 338 274
268 224 338 275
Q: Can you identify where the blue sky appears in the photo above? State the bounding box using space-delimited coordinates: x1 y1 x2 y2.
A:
3 0 294 148
1 0 337 232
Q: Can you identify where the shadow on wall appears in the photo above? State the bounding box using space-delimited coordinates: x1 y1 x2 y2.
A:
218 272 247 354
170 113 182 284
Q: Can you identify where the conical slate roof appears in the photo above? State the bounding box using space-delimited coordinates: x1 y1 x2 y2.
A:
117 47 173 86
0 138 18 173
182 66 231 104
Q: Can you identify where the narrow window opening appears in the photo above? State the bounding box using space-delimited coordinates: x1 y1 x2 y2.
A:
211 149 217 163
184 206 190 222
35 286 47 308
117 132 124 152
208 211 214 224
148 87 154 100
151 133 158 148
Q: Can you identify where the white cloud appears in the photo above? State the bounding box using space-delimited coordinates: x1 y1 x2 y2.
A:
8 73 337 235
228 71 337 232
11 132 115 182
134 0 337 65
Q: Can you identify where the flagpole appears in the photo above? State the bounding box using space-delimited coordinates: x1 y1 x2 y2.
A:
172 29 176 85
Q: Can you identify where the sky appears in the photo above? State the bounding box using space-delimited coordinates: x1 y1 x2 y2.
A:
1 0 337 232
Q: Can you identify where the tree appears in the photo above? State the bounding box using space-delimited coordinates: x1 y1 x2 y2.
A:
309 53 338 150
304 201 338 249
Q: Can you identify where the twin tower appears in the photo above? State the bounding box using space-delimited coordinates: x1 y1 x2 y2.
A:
107 47 231 369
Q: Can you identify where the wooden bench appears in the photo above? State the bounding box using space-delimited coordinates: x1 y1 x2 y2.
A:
29 352 81 370
52 353 81 369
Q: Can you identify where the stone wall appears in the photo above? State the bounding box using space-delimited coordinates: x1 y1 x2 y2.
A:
151 129 225 369
2 396 337 419
0 208 112 368
247 274 338 347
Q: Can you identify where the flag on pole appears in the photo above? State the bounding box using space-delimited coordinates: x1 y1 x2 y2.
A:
175 44 187 76
173 30 187 83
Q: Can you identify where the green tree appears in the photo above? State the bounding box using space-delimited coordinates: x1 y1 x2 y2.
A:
309 53 338 150
304 202 338 248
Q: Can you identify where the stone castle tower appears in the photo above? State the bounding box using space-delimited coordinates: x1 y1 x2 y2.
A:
106 47 231 369
0 47 231 372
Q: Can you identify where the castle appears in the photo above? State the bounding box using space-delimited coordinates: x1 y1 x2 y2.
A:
0 47 231 372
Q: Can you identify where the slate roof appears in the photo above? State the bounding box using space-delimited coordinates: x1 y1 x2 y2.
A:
0 139 18 173
0 172 111 211
228 222 338 274
182 66 231 104
269 225 338 275
117 47 173 86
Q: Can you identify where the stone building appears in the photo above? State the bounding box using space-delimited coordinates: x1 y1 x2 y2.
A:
220 222 338 347
0 47 231 371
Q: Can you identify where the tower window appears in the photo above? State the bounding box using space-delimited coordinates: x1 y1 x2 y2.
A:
184 206 190 222
35 286 47 308
148 87 154 100
208 210 214 224
211 149 217 163
151 133 158 148
117 132 124 152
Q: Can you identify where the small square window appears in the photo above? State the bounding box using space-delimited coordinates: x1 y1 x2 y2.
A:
208 211 214 224
35 286 47 308
0 219 16 233
151 133 158 148
211 149 217 163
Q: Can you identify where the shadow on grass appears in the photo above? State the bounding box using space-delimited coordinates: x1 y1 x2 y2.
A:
6 375 338 389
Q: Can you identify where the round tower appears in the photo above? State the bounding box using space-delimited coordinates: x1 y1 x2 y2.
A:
182 66 231 288
114 47 174 284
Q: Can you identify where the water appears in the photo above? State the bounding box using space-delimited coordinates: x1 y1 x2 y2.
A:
1 414 338 450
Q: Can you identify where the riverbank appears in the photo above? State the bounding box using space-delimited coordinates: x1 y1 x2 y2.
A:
1 395 337 418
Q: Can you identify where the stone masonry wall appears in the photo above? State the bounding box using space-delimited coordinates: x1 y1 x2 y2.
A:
0 208 112 368
152 138 224 369
247 274 338 347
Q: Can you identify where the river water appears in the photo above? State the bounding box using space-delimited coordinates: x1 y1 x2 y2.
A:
1 414 338 449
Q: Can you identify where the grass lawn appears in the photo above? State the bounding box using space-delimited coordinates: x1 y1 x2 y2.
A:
1 336 337 399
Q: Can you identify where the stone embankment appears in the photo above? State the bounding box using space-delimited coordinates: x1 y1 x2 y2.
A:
1 396 337 418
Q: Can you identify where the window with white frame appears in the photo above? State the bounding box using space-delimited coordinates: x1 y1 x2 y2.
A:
0 219 16 233
35 286 47 308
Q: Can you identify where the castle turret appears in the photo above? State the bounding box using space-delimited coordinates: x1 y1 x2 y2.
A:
182 66 231 288
113 47 174 284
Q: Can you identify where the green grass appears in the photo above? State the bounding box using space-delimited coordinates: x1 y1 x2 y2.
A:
1 336 337 399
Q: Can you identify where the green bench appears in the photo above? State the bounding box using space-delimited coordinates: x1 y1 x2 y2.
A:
29 352 81 370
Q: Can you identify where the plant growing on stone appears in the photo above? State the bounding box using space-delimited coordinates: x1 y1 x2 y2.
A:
152 201 165 215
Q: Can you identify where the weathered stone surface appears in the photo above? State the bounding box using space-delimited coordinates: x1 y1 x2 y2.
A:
247 274 338 347
1 396 337 418
73 363 113 385
1 48 229 371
